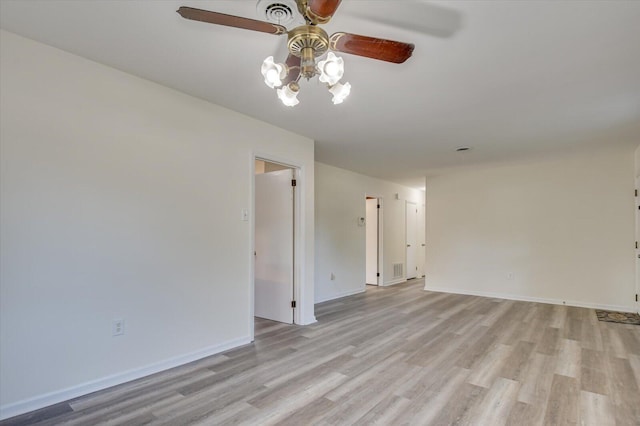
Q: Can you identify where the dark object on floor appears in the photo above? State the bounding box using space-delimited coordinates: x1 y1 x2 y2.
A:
595 310 640 325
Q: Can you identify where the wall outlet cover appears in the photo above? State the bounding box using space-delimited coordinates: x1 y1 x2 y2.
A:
112 319 125 336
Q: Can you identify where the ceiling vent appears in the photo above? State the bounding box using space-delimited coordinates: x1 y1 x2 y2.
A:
256 0 302 27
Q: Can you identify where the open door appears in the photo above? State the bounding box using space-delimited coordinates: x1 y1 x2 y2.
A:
418 203 426 278
366 197 379 285
406 201 418 279
636 176 640 314
255 167 294 324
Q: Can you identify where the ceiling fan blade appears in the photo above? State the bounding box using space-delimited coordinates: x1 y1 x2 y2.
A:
282 54 301 85
329 32 415 64
177 6 287 35
303 0 342 24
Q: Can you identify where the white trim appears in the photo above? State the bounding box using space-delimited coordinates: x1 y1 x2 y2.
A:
315 288 366 304
633 175 640 314
383 278 406 287
423 285 637 313
405 200 418 280
297 316 318 326
253 152 313 327
0 336 251 421
363 193 384 286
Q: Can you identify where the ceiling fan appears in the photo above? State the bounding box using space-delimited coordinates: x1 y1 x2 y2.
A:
177 0 415 106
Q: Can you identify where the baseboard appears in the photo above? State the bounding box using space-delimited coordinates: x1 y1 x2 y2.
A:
423 285 636 313
299 315 317 325
0 336 251 421
383 278 406 287
315 288 365 304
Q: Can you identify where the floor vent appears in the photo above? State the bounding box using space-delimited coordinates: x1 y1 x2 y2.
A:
393 263 403 279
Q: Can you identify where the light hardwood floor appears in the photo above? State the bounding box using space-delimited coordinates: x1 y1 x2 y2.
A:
3 279 640 425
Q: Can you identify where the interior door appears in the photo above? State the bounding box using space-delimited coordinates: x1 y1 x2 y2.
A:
636 177 640 313
417 203 426 278
255 169 294 324
406 201 417 279
366 198 379 285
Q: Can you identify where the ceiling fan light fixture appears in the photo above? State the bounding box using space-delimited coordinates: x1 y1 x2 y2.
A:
318 52 344 86
261 56 286 88
277 82 300 107
177 5 416 107
329 81 351 104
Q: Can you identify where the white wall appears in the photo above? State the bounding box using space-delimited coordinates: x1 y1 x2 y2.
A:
0 30 315 418
425 143 636 312
315 162 425 303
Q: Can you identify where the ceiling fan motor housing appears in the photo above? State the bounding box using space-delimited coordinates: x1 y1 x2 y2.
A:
287 25 329 78
287 25 329 57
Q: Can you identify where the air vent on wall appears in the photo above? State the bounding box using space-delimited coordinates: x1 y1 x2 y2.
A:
393 263 404 279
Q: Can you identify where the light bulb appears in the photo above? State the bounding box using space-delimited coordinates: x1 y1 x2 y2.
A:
277 82 300 107
329 81 351 105
324 61 339 76
266 69 280 86
261 56 285 89
318 52 344 86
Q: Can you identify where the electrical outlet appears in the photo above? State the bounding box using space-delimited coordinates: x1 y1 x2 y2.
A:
112 319 125 336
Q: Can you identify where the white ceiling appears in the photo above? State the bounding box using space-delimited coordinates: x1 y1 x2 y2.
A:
2 0 640 188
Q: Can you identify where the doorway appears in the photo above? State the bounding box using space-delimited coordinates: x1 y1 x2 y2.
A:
254 159 296 324
406 201 418 279
418 202 426 278
366 197 381 285
636 176 640 314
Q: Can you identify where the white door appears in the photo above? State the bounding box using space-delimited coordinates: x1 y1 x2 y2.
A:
255 169 294 324
406 201 418 279
366 198 379 285
636 177 640 313
417 203 426 278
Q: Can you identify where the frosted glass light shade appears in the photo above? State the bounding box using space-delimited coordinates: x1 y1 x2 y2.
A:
261 56 285 88
318 52 344 86
329 81 351 104
277 83 300 107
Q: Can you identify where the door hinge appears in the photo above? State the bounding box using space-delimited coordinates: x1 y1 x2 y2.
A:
636 294 638 302
291 300 296 308
291 179 297 187
636 241 638 249
377 204 380 208
635 189 638 197
376 272 380 277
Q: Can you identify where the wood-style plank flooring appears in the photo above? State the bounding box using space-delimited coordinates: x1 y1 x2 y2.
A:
3 279 640 425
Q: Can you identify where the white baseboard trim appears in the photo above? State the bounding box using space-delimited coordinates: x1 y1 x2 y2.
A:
315 288 365 304
0 336 251 421
299 315 318 325
423 285 636 313
383 278 406 287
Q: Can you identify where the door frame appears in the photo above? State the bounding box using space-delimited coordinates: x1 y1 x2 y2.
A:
405 200 418 279
634 176 640 314
365 196 383 286
417 202 426 278
251 153 304 340
365 195 384 286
